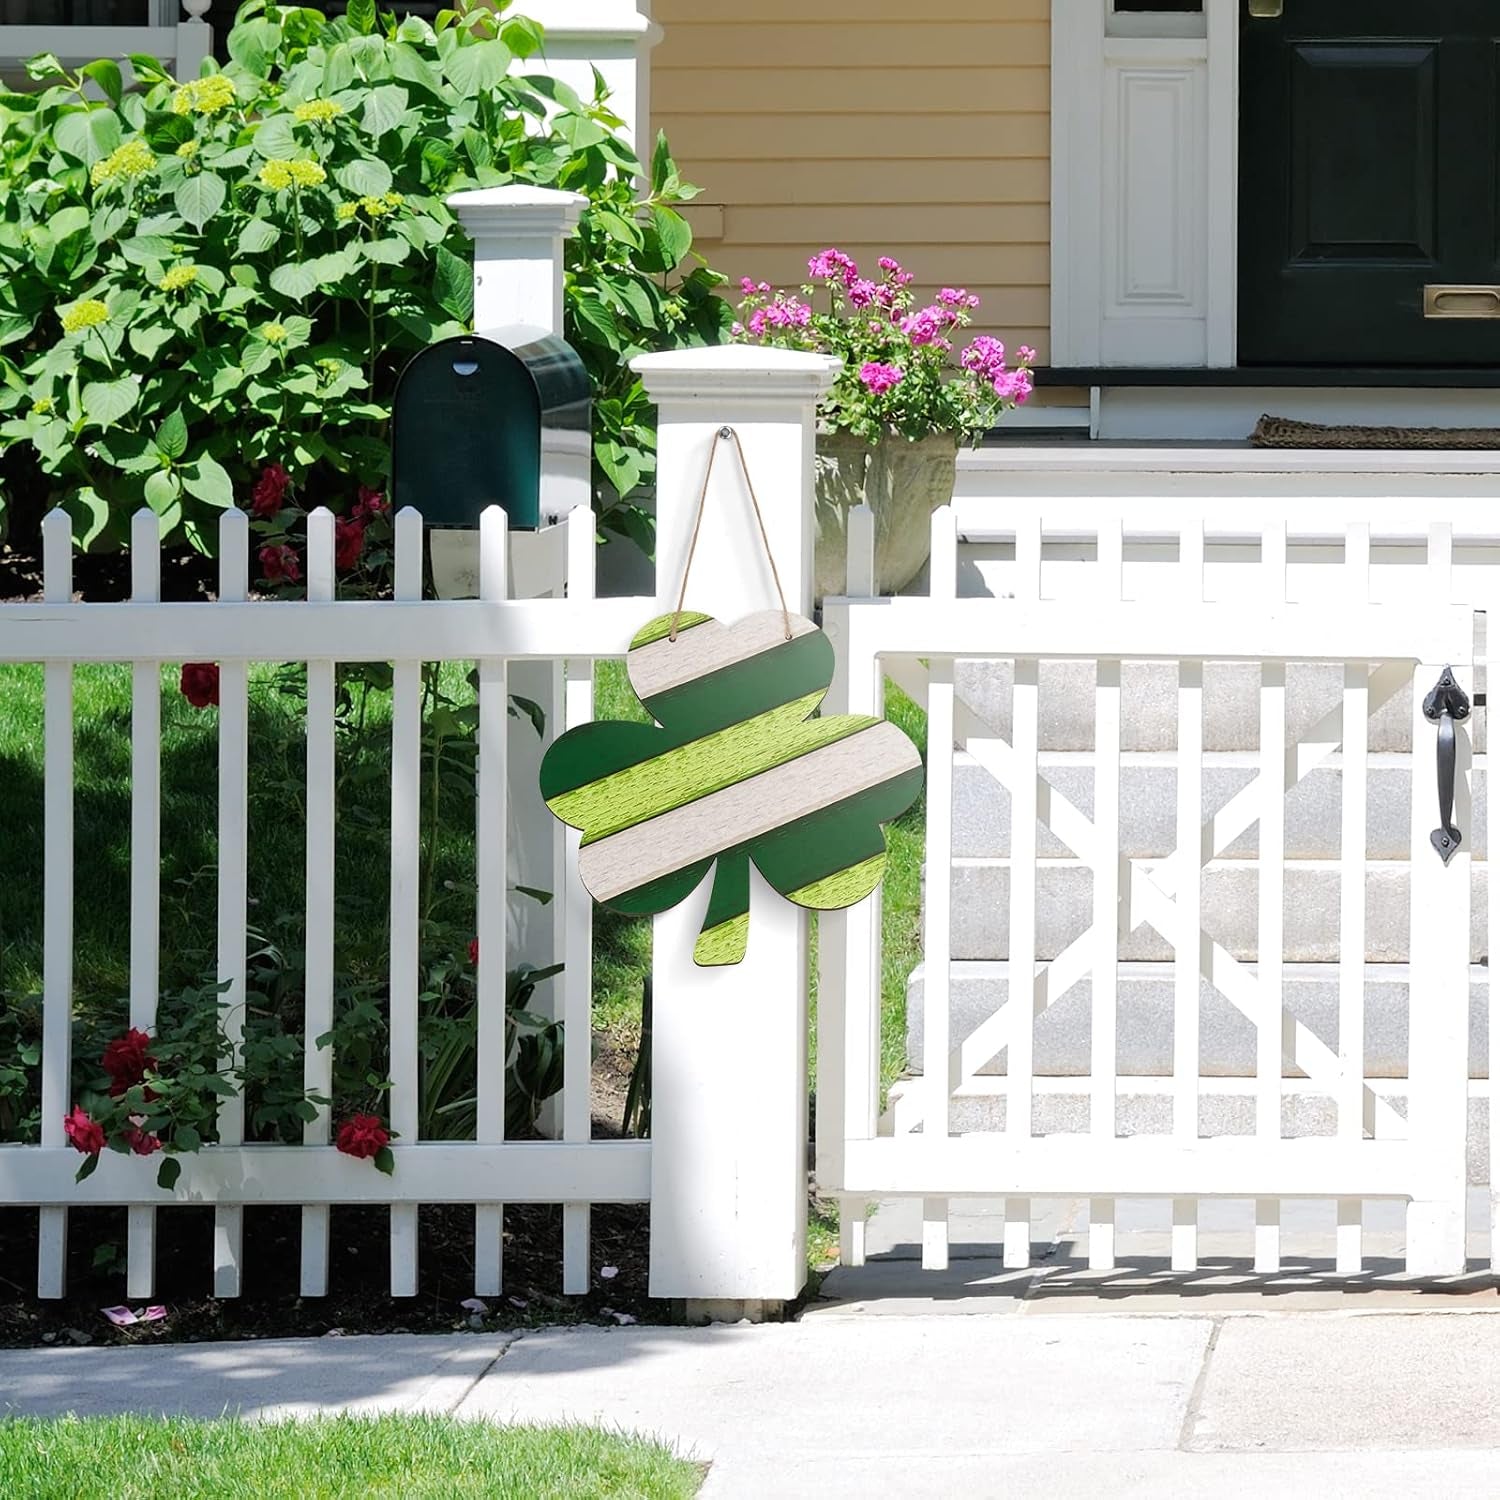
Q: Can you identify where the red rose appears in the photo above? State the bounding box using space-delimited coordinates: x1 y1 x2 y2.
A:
259 543 301 584
126 1125 162 1157
180 662 219 709
64 1106 106 1156
335 1114 390 1160
468 938 479 966
334 515 366 571
102 1027 157 1096
250 463 291 518
357 485 387 517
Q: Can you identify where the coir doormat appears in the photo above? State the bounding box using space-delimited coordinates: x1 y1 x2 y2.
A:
1252 415 1500 450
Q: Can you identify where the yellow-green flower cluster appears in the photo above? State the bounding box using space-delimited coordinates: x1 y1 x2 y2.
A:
32 396 53 415
358 191 404 218
260 159 326 191
160 264 199 292
294 99 343 124
171 74 237 116
61 299 109 334
176 140 198 159
335 201 359 222
89 139 155 186
262 322 288 344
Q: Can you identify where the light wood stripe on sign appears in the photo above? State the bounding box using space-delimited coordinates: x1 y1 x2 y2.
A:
627 608 819 701
578 723 920 904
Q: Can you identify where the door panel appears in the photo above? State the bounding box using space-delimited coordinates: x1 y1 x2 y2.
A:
1240 0 1500 365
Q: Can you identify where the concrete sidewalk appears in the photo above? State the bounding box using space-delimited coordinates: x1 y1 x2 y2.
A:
6 1301 1500 1497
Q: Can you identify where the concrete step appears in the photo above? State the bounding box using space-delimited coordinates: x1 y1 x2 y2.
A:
949 858 1490 963
952 659 1489 755
906 960 1490 1079
954 753 1488 862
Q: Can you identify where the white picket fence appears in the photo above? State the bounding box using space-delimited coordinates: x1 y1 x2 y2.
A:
819 502 1489 1278
0 501 651 1301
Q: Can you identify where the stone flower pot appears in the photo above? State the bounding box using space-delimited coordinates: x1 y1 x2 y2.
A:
814 429 960 599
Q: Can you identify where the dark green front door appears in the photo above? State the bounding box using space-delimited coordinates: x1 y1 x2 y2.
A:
1239 0 1500 365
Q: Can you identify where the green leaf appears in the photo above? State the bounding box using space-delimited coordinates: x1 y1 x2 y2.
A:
570 292 619 350
81 58 123 105
81 376 139 427
75 1152 99 1183
335 157 392 197
128 322 175 360
596 437 644 498
251 112 297 160
54 106 122 165
433 243 473 322
227 17 280 76
361 83 408 137
651 205 693 269
120 234 178 267
239 336 273 375
347 0 376 34
238 217 279 254
175 172 225 231
155 407 187 459
173 1124 201 1152
182 452 233 508
156 1156 182 1191
269 260 319 299
594 207 643 250
373 1144 395 1176
651 129 675 195
143 469 180 516
292 1099 319 1122
360 237 410 265
65 486 112 550
445 38 512 96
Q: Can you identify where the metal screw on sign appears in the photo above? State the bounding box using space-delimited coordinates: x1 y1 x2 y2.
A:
1422 665 1470 866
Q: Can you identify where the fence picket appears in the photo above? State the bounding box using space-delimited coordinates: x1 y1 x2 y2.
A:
561 505 596 1295
1173 523 1204 1272
214 509 250 1298
1256 522 1287 1272
1005 516 1041 1271
38 510 73 1300
127 509 162 1298
301 510 337 1296
920 507 957 1270
1090 520 1123 1270
388 508 423 1297
1336 524 1371 1274
474 506 511 1296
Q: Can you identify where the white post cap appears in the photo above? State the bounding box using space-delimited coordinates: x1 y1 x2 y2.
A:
447 185 588 237
633 345 842 402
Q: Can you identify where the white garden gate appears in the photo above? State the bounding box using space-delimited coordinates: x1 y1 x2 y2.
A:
818 506 1479 1278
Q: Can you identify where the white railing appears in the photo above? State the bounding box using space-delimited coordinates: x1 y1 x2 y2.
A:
0 2 210 77
819 504 1481 1278
0 501 648 1301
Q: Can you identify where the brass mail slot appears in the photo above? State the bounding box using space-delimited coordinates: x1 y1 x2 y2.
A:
1248 0 1283 15
1424 285 1500 319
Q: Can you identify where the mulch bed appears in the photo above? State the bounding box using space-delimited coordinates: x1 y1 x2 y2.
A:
0 540 220 604
0 1199 662 1349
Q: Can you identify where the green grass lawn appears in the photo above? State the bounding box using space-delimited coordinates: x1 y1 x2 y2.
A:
0 1414 701 1499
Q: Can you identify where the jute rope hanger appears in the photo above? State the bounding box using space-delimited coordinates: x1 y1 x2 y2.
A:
668 425 794 644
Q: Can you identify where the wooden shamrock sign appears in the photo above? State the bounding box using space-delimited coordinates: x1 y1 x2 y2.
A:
541 608 923 966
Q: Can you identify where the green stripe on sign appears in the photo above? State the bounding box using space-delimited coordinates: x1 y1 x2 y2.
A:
640 629 835 740
539 718 693 803
550 693 877 844
630 611 712 649
785 853 887 909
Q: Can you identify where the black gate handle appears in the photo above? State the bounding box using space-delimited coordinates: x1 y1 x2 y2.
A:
1422 666 1471 866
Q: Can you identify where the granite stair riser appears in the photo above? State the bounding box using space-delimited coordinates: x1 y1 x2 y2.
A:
948 860 1490 964
953 758 1488 862
904 962 1491 1078
915 1094 1493 1187
952 659 1488 755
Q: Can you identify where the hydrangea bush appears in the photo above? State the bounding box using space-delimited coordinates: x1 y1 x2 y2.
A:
732 249 1034 444
0 0 727 554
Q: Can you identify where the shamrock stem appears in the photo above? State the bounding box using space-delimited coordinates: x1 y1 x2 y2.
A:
694 849 750 967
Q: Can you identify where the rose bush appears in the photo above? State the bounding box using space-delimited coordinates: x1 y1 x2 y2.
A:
0 0 728 554
731 250 1034 444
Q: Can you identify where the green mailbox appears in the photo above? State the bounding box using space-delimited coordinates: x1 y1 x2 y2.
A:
391 327 590 531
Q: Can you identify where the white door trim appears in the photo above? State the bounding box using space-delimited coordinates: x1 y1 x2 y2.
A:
1051 0 1239 368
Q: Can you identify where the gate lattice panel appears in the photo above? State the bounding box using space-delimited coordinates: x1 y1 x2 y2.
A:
818 510 1474 1277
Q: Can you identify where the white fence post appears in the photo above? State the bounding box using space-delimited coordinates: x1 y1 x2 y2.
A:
174 1 212 79
447 186 588 1033
632 346 841 1318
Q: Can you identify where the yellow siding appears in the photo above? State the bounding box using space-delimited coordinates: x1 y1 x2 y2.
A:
652 0 1051 361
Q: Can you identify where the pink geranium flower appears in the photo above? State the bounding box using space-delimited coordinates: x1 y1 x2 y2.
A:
858 361 904 394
